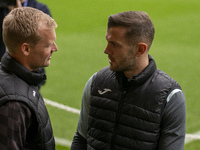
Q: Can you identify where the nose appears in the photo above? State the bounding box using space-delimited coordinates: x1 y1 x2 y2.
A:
52 43 58 52
104 44 109 54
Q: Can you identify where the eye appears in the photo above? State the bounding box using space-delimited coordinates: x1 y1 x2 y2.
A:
111 42 117 48
46 42 54 48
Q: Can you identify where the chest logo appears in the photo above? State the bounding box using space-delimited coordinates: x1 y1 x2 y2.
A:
33 90 36 97
98 88 112 95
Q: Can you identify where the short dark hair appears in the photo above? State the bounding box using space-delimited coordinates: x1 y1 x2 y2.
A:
108 11 155 50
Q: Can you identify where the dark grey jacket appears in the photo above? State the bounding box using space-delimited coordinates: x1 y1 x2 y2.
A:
71 56 186 150
0 52 55 150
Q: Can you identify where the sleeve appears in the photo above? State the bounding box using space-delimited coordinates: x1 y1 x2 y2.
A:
70 132 87 150
36 3 52 17
71 73 96 150
158 89 186 150
0 101 32 150
0 8 7 60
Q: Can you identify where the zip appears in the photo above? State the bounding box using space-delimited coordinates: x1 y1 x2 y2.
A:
110 90 126 149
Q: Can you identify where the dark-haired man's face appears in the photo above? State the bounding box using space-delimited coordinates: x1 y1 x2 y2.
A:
104 26 137 74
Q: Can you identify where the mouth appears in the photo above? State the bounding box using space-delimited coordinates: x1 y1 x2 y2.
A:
48 55 52 60
108 56 114 63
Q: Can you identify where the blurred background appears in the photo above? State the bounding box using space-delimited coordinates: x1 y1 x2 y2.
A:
34 0 200 149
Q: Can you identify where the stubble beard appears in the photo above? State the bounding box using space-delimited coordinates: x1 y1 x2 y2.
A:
109 49 136 73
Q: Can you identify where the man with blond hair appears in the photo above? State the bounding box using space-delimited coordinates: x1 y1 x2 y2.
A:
0 7 58 149
0 0 52 61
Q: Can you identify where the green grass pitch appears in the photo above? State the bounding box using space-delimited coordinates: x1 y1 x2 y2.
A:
38 0 200 149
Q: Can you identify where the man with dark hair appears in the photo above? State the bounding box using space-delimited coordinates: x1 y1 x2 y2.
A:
0 7 58 149
71 11 186 150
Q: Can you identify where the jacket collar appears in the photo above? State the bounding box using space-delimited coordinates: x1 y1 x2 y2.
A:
1 52 46 86
116 55 157 88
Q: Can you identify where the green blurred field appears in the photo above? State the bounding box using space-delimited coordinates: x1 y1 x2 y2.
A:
38 0 200 149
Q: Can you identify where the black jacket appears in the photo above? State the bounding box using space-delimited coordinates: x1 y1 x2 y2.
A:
0 52 55 150
87 56 181 149
71 56 186 150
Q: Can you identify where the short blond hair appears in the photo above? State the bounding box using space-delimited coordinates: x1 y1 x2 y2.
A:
3 7 57 53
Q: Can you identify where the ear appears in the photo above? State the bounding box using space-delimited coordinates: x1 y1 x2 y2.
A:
21 43 31 56
135 42 147 57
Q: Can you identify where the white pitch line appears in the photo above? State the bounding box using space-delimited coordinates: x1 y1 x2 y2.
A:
185 131 200 144
44 98 200 145
44 98 80 115
55 133 200 148
55 137 72 147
